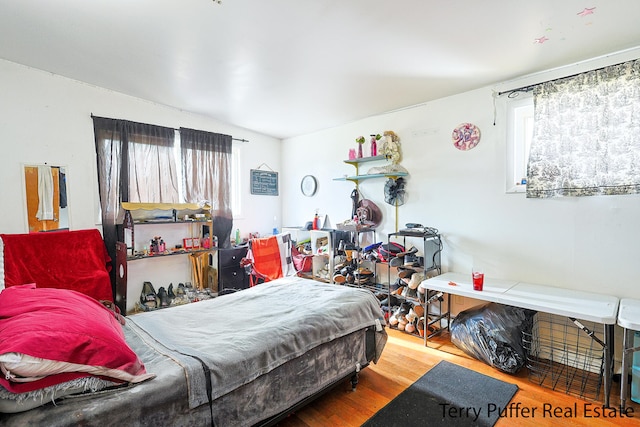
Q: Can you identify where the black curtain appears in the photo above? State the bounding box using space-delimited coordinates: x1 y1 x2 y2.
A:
179 128 233 248
92 116 175 289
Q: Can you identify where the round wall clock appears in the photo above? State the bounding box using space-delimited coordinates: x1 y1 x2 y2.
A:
452 123 481 151
301 175 317 197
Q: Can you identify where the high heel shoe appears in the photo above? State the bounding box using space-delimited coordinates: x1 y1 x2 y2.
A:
167 283 176 304
157 287 170 307
176 283 186 297
140 281 159 309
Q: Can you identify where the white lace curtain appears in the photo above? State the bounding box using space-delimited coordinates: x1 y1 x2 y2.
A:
526 59 640 198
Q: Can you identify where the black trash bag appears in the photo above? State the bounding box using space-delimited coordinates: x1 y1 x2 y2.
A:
450 303 536 374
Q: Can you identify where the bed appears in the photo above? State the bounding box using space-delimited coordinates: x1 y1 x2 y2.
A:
0 230 387 426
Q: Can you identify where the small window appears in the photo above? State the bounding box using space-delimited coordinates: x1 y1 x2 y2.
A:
505 94 533 193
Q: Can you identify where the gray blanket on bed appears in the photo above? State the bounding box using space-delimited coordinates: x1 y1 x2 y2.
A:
127 277 384 409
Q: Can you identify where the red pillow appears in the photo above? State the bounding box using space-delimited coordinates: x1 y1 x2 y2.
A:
0 284 152 394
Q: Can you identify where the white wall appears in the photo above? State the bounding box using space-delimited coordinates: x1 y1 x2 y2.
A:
0 59 282 238
0 59 282 310
3 54 640 302
282 86 640 301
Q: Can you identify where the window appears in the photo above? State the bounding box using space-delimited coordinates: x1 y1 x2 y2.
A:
505 94 533 193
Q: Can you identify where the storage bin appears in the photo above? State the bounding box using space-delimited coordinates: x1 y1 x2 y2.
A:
522 312 605 401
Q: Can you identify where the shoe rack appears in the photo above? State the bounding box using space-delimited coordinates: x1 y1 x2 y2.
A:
115 202 216 314
385 228 444 342
310 230 333 282
333 225 378 290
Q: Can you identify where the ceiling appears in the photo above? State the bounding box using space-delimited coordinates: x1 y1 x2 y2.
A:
2 1 640 139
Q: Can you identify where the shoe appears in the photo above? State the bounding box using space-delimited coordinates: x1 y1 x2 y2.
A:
390 278 402 293
397 316 408 331
413 304 425 318
408 273 424 290
398 268 415 279
417 317 426 337
176 283 186 296
388 314 399 326
374 292 386 301
405 321 416 334
333 274 347 284
404 287 418 299
167 283 176 301
389 257 403 267
396 246 418 258
157 287 170 307
357 268 374 276
140 281 158 309
404 254 420 267
379 295 399 307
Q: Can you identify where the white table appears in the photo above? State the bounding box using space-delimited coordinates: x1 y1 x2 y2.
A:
618 298 640 409
419 272 619 407
419 272 518 301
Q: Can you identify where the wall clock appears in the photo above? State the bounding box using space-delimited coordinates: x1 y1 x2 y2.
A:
301 175 317 197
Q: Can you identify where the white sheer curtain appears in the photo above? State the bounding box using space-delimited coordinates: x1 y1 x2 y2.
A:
527 59 640 198
127 128 179 203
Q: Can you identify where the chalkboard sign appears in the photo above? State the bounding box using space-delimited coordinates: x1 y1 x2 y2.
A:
250 169 279 196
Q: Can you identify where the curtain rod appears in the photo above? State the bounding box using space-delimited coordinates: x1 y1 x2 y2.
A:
170 126 249 143
90 114 249 142
496 57 637 97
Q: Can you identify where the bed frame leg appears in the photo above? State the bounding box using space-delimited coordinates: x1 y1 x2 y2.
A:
350 372 359 391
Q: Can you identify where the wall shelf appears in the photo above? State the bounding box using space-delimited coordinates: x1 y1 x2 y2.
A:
333 171 408 183
333 154 408 185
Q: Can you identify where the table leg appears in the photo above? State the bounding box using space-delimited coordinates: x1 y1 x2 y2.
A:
621 328 633 410
423 289 429 347
604 324 614 408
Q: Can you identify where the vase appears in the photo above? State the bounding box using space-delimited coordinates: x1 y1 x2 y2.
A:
370 135 377 157
357 143 363 158
348 148 356 160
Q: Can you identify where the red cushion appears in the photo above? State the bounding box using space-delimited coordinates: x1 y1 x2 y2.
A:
0 284 148 393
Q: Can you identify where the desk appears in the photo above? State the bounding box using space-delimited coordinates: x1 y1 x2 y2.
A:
618 298 640 410
419 272 619 407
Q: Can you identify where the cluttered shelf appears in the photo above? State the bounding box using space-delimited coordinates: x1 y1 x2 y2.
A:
126 247 214 261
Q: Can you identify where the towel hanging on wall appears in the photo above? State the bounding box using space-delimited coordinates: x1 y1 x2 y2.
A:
36 165 54 221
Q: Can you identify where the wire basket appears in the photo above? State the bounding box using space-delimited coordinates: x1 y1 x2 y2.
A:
522 312 605 401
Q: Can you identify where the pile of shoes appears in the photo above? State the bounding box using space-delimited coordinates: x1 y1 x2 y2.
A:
332 239 382 287
332 262 375 286
389 268 424 300
136 281 213 312
387 302 425 335
388 246 421 268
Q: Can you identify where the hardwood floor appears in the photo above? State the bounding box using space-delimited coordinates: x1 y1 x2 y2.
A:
276 328 640 426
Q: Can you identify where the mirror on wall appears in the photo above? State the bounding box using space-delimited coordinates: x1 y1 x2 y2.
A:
24 164 69 232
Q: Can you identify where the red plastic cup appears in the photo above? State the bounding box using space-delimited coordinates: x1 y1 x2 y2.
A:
472 272 484 291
